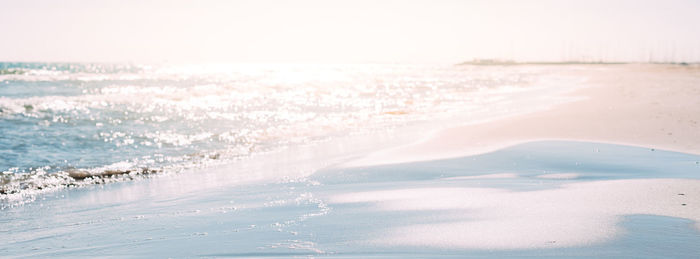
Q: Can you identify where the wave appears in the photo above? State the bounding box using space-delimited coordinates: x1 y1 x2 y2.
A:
0 68 26 75
0 151 227 209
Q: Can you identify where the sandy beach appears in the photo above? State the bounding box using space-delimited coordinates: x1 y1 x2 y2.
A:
348 64 700 167
325 64 700 253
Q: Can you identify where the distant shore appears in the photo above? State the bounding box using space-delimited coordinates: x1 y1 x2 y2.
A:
457 59 699 66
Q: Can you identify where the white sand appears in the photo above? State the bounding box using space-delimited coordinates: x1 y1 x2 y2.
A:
346 64 700 167
332 64 700 250
329 179 700 249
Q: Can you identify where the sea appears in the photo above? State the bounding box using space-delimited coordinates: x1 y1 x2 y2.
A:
0 62 581 207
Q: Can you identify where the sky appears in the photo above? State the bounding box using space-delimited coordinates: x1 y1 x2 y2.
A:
1 0 700 63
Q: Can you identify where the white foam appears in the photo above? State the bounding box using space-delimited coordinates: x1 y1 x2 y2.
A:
535 173 580 179
442 173 519 180
328 179 700 249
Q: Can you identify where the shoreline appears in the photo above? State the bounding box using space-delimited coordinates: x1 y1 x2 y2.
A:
345 64 700 167
3 64 700 256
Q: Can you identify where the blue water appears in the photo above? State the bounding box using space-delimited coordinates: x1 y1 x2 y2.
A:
1 62 573 203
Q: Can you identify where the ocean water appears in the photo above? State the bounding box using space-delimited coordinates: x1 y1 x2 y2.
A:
0 62 580 206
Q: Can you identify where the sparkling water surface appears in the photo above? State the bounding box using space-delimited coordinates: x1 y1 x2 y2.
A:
0 62 579 203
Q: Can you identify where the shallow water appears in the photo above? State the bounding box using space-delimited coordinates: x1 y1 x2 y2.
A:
1 62 582 206
2 141 699 257
316 141 700 186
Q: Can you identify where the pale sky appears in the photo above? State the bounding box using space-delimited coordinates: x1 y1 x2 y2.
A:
1 0 699 63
